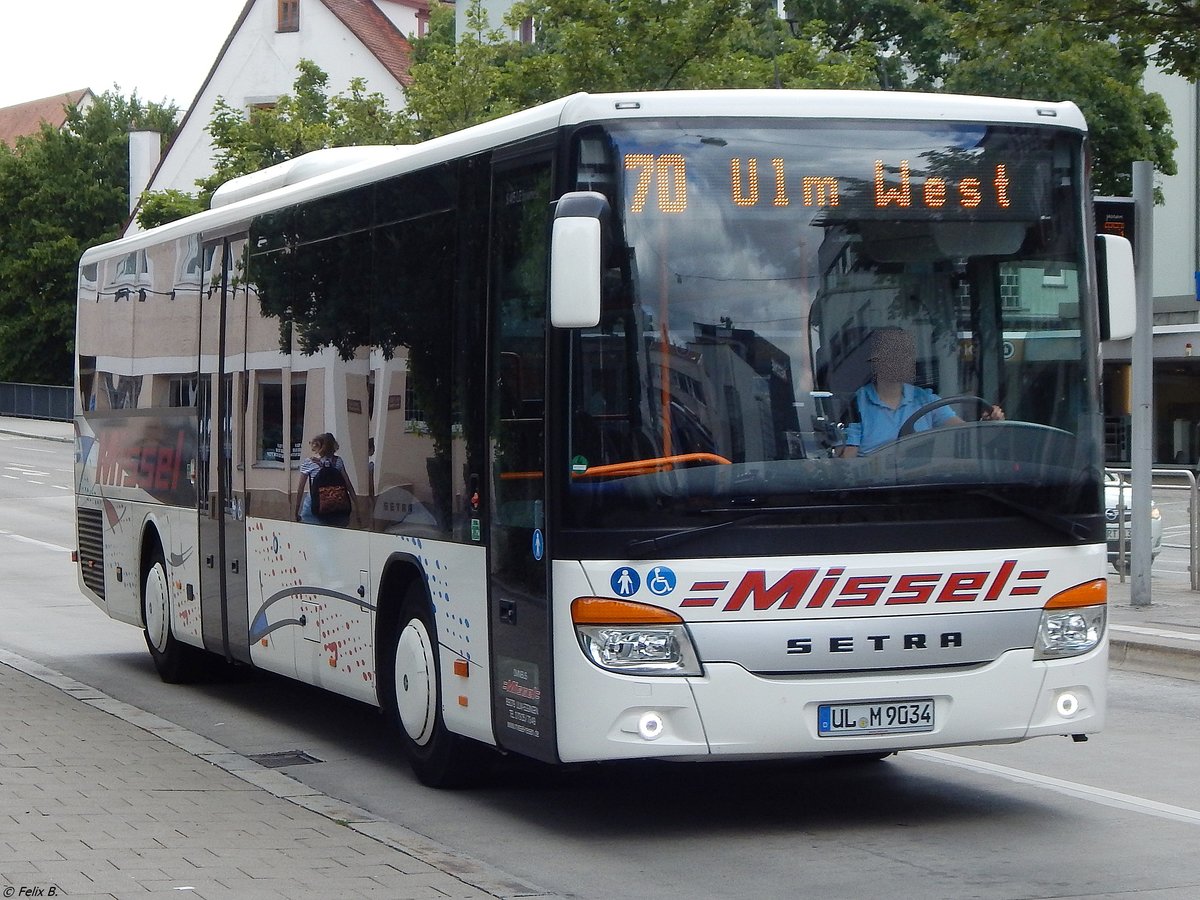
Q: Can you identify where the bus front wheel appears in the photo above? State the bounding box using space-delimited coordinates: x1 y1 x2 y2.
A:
142 546 199 683
385 586 485 788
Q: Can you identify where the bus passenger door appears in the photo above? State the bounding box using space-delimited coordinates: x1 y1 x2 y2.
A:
197 234 252 663
487 157 557 762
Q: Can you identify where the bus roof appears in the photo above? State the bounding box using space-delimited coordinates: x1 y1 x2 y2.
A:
82 89 1086 266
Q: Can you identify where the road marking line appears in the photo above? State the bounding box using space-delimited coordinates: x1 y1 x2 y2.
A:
915 749 1200 825
0 531 72 553
1111 624 1200 642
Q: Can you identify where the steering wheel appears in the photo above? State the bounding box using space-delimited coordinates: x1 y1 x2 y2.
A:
898 395 995 438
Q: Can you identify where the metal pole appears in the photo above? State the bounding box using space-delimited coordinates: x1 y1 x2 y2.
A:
1130 161 1155 607
1190 471 1199 591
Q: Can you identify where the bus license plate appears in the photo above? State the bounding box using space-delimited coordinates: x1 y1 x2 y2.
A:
818 699 934 736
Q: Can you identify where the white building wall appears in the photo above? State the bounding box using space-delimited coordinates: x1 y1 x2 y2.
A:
374 0 422 35
136 0 409 230
457 0 523 40
1145 67 1198 314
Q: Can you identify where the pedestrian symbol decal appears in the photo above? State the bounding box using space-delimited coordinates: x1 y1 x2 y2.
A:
532 529 544 561
611 567 640 597
647 566 677 597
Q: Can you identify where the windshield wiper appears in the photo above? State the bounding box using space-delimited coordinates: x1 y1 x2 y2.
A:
626 494 933 557
626 510 771 558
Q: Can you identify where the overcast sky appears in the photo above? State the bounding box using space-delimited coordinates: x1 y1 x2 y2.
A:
0 1 248 111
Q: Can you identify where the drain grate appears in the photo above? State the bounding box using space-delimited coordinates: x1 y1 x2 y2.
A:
247 749 323 768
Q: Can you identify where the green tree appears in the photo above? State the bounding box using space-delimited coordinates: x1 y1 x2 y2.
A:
136 188 205 230
134 59 410 228
502 0 879 98
195 59 407 205
1004 1 1200 81
0 90 177 384
786 0 1177 195
399 0 879 139
943 18 1176 197
400 1 519 141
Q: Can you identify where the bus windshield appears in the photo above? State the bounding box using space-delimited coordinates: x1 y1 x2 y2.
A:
563 119 1100 543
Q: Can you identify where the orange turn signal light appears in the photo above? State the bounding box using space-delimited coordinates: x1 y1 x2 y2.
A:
571 596 684 625
1043 579 1107 609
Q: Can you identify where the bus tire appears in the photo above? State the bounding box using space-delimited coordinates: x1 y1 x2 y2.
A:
142 545 199 684
384 584 484 788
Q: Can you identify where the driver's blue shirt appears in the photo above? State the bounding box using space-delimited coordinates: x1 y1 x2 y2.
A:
844 383 956 455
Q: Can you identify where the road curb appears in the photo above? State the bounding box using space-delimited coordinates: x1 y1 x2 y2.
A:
0 425 73 443
1109 637 1200 682
0 647 564 900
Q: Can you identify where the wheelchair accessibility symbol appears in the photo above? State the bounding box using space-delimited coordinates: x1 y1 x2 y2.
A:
646 566 676 597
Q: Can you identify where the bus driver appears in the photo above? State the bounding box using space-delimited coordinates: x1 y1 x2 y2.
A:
838 327 1004 457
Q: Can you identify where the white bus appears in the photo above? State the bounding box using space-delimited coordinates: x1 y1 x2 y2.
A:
74 90 1135 786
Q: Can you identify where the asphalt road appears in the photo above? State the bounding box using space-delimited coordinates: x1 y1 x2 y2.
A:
3 431 1199 900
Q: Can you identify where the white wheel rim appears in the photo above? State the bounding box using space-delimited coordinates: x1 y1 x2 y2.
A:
144 563 171 653
394 618 436 745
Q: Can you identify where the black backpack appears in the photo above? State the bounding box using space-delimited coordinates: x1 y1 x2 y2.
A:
309 459 351 517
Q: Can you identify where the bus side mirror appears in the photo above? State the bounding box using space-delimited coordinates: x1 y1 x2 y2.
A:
550 191 610 328
1096 234 1135 341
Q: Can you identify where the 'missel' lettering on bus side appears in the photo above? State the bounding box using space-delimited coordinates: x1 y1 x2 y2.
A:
702 562 1045 611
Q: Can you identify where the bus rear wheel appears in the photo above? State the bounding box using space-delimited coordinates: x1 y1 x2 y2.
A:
385 585 485 788
142 546 200 683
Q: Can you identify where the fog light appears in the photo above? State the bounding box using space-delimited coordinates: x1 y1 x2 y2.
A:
1056 692 1079 717
638 711 664 741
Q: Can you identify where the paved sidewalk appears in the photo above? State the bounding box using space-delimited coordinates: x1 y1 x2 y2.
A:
0 415 72 442
0 649 555 900
1107 576 1200 681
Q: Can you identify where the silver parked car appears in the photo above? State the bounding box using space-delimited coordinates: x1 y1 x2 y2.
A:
1105 472 1163 574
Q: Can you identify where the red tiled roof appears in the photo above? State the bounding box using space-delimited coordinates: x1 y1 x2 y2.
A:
321 0 414 87
0 89 92 147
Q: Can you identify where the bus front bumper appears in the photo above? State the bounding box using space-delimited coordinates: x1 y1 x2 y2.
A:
554 644 1106 763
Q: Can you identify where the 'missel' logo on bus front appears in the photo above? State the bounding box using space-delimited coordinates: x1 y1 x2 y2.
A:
679 561 1047 612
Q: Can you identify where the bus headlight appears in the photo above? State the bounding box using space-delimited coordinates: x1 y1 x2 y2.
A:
1034 579 1107 660
577 624 702 675
572 597 702 676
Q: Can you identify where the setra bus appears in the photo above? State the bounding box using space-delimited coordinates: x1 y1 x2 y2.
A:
73 90 1135 786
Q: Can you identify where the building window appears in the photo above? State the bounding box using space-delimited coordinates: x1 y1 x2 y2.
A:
103 374 142 410
113 249 151 287
1000 268 1022 311
404 377 427 430
258 378 306 462
278 0 300 32
519 16 535 43
169 376 200 408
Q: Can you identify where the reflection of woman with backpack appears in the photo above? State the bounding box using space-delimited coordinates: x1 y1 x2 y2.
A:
295 432 355 527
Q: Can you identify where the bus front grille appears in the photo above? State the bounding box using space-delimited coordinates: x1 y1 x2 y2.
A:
76 507 105 600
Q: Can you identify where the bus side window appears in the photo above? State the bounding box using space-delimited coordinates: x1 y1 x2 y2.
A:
489 164 550 530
